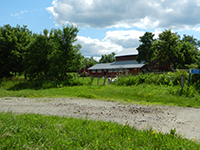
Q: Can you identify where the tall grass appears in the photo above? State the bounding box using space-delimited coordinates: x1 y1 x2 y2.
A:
0 112 199 149
0 71 200 107
116 70 189 86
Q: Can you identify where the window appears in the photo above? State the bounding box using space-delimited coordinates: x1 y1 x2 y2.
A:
108 69 113 73
92 70 96 73
97 70 102 73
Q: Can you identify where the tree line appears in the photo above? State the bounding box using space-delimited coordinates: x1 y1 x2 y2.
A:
0 24 118 80
0 24 83 80
2 24 199 80
136 29 200 70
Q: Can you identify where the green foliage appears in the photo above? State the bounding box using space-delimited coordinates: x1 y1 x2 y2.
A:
152 29 183 69
0 112 199 149
178 42 199 69
0 24 32 78
116 71 189 86
136 30 200 70
2 78 83 91
24 33 52 80
0 24 83 80
1 74 200 107
81 56 98 68
99 52 116 63
168 85 197 98
136 32 155 64
24 25 82 80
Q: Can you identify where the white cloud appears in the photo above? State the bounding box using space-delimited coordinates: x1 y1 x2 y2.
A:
85 0 93 5
133 17 160 29
195 27 200 32
46 0 200 30
11 10 28 18
103 30 145 48
77 36 123 57
77 29 165 58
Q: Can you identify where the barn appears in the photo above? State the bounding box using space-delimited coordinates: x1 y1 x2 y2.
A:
88 48 145 77
79 65 90 73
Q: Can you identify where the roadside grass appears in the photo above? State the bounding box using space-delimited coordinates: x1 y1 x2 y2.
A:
0 77 200 107
0 112 199 149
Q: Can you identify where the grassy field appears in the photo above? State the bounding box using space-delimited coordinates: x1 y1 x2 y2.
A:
0 112 199 149
0 76 200 149
0 76 199 107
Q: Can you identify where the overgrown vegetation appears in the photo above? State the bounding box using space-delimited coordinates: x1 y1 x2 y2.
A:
1 71 200 107
0 112 199 149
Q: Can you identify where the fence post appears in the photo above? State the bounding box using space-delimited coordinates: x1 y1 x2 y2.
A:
97 77 100 85
188 73 191 89
181 74 185 91
91 76 94 84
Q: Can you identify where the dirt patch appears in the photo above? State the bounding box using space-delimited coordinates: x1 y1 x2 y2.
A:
0 97 200 141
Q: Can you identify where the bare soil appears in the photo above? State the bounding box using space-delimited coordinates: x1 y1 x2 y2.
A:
0 97 200 141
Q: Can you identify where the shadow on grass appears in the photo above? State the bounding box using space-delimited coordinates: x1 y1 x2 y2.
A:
7 81 45 90
7 79 84 91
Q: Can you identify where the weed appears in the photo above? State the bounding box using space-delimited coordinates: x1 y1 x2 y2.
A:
0 112 199 149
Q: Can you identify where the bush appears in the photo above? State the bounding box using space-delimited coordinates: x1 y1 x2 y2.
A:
169 70 189 86
168 85 197 98
116 71 190 87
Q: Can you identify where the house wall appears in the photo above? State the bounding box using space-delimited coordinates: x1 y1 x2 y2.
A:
89 69 104 77
116 55 137 61
89 68 142 77
128 68 142 75
89 69 118 77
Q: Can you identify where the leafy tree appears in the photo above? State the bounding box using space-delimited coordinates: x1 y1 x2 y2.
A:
51 26 82 79
24 31 52 80
99 52 116 63
182 35 199 47
179 35 200 68
136 32 155 64
152 29 183 69
178 42 199 68
25 25 82 80
82 56 98 67
0 24 32 78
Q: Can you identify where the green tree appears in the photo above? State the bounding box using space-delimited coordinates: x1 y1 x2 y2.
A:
152 29 183 69
25 25 82 80
182 35 199 47
178 42 199 68
25 31 52 80
99 52 116 63
178 35 200 68
0 24 32 78
82 56 98 67
136 32 155 64
51 25 82 79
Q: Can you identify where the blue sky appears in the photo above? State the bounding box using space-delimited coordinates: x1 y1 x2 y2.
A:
1 0 200 60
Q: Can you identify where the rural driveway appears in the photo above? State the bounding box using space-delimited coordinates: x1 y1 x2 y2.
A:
0 97 200 141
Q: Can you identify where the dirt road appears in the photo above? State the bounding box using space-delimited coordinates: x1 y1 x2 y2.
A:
0 97 200 141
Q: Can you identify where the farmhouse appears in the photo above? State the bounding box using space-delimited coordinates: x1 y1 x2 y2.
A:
88 48 145 77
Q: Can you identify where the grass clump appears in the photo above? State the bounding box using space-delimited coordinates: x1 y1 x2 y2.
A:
0 112 199 149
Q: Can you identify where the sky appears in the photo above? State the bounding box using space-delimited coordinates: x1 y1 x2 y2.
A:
1 0 200 61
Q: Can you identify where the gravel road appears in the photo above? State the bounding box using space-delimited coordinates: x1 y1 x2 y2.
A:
0 97 200 141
